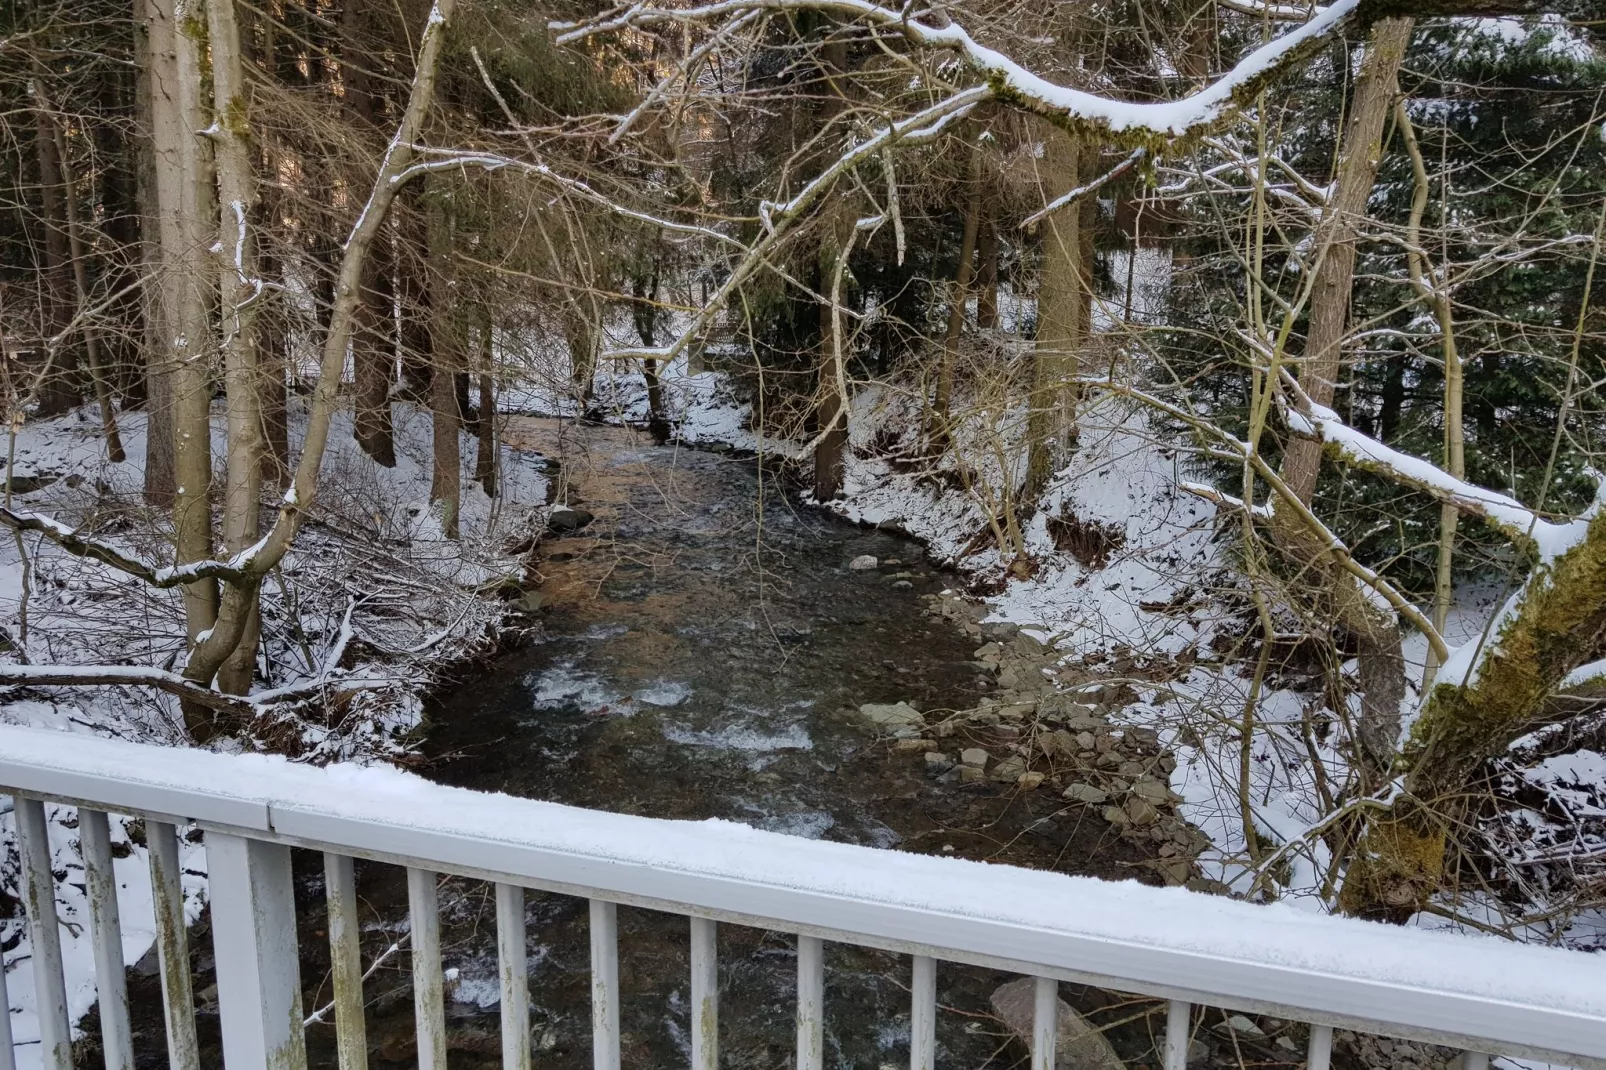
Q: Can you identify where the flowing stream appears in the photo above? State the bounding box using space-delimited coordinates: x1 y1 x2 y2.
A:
115 419 1150 1070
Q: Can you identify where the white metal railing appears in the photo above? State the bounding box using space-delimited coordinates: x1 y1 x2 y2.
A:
2 723 1604 1070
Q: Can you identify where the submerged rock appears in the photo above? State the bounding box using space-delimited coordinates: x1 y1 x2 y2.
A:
848 554 879 570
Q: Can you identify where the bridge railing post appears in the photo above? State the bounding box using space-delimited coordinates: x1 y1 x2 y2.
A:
206 832 308 1070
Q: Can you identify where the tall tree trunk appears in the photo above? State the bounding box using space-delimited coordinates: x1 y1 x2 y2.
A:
150 0 220 683
136 0 175 504
633 271 671 444
396 188 434 403
1278 17 1414 504
975 209 999 329
1397 102 1464 693
39 87 125 461
1268 17 1415 788
210 0 264 698
474 317 497 495
929 139 984 448
32 87 81 418
1025 125 1082 501
345 0 398 466
428 185 461 538
812 203 851 502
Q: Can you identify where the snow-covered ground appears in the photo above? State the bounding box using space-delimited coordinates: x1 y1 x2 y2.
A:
1 398 549 1064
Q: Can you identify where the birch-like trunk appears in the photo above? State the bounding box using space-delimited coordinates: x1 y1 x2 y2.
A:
210 0 265 698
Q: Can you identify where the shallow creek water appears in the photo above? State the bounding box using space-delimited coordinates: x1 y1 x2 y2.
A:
114 419 1157 1070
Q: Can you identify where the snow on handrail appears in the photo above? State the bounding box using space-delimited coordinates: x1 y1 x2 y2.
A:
2 724 1604 1069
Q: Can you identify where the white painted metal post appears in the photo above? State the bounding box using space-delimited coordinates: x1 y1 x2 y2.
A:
207 833 307 1070
323 854 367 1070
1165 1000 1192 1070
590 899 620 1070
796 934 824 1070
147 821 200 1070
408 869 447 1070
17 796 71 1070
1031 976 1057 1070
1306 1025 1333 1070
1463 1053 1490 1070
81 809 133 1070
496 883 530 1070
689 917 717 1070
0 929 17 1070
910 955 936 1070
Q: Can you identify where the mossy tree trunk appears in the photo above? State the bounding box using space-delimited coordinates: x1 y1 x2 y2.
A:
1341 508 1606 920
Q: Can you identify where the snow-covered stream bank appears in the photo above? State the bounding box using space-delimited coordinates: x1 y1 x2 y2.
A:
0 400 552 1067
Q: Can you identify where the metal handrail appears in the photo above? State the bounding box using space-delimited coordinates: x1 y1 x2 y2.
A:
2 724 1603 1070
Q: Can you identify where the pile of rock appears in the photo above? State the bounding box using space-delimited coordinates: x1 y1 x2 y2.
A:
845 590 1217 888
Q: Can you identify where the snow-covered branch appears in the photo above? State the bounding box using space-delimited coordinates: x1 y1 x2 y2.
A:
559 0 1363 141
1279 394 1590 559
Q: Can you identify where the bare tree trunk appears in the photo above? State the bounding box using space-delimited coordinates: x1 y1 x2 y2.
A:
812 204 851 502
354 234 398 466
1025 125 1082 502
474 317 497 495
1267 18 1414 788
428 186 461 538
975 209 999 329
136 0 175 504
39 87 125 461
632 271 671 444
1398 102 1464 692
1278 17 1414 504
150 0 219 678
346 0 398 467
32 87 81 418
929 139 983 447
396 188 435 404
210 0 264 698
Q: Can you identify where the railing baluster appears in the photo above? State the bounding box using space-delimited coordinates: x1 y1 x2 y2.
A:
17 796 71 1070
1031 976 1057 1070
496 883 530 1070
324 853 368 1070
689 917 717 1070
1463 1053 1490 1070
910 955 936 1070
0 903 17 1070
590 899 621 1070
1306 1025 1333 1070
796 934 824 1070
81 809 133 1070
147 821 200 1070
1165 1000 1192 1070
408 868 447 1070
208 833 307 1070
